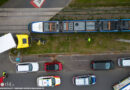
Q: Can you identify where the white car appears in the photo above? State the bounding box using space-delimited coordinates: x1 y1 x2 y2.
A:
37 76 61 87
16 62 39 72
118 57 130 67
73 75 96 86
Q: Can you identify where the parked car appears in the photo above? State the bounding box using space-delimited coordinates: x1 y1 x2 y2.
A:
73 75 96 86
37 76 61 87
90 60 114 70
118 57 130 67
44 62 63 71
16 62 39 72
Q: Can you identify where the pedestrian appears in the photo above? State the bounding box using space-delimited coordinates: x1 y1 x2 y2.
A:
88 37 91 43
2 72 7 78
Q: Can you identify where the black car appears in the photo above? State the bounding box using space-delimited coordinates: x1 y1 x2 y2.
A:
91 60 114 70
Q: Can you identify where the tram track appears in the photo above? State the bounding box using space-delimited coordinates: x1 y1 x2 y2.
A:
58 7 130 16
0 7 129 33
0 25 29 33
51 7 130 20
0 8 62 33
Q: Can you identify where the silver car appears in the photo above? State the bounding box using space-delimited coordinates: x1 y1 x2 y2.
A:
73 75 96 86
16 62 39 72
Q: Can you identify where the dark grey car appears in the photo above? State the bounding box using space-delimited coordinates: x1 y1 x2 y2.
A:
90 60 114 70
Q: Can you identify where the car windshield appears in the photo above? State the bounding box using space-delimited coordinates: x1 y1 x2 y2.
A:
51 77 55 86
29 64 33 71
89 77 92 84
55 64 59 70
47 64 59 71
105 63 110 69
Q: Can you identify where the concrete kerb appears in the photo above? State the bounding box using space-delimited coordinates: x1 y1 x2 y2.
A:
8 53 54 63
8 53 17 64
8 52 130 63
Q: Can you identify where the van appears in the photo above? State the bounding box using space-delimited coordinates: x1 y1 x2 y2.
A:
118 57 130 67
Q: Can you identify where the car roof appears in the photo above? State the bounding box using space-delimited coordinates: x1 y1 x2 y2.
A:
38 78 52 87
93 61 111 69
46 64 56 70
46 64 59 70
122 60 130 66
75 77 89 85
17 65 29 71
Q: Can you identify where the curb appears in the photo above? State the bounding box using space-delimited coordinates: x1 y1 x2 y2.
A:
8 53 17 64
8 52 130 64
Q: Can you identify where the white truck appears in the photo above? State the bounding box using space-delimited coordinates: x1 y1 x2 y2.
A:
0 33 29 54
113 76 130 90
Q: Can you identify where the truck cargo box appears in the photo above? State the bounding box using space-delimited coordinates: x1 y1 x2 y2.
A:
0 33 16 53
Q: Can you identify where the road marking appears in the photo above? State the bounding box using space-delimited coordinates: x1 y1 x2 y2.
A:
72 59 89 62
30 0 45 8
0 87 44 89
38 60 51 63
37 71 46 73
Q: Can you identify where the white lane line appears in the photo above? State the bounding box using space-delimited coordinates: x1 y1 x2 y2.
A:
0 87 44 89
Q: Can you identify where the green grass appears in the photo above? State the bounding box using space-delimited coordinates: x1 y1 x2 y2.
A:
12 33 130 55
0 0 8 6
69 0 130 8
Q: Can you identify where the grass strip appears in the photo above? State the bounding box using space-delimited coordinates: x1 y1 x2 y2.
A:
11 33 130 55
0 0 8 6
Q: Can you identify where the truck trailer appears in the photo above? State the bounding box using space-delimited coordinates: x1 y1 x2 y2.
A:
0 33 29 54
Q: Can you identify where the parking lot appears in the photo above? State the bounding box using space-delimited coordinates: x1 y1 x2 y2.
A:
0 52 130 89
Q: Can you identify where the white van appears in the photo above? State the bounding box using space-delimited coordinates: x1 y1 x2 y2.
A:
113 76 130 90
118 57 130 67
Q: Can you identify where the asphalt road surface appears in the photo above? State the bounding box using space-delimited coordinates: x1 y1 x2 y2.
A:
1 69 129 90
0 8 62 33
0 52 130 90
1 0 71 8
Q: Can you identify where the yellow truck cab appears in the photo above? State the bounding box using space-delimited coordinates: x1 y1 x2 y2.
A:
16 34 29 49
0 33 30 54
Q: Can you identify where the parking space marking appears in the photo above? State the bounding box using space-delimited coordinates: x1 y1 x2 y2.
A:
72 59 89 62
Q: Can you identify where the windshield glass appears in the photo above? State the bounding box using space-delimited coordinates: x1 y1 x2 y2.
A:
89 77 92 84
52 77 55 86
29 64 33 71
105 63 110 69
55 64 59 70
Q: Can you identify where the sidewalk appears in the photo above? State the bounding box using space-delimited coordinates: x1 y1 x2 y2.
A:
9 53 130 72
0 52 16 74
9 54 54 63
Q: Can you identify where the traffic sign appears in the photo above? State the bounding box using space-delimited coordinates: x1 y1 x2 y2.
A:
30 0 45 8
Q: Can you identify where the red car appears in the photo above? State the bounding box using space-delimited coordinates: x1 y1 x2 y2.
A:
44 62 63 71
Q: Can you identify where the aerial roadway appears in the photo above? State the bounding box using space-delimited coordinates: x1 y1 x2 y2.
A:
1 0 71 8
0 51 130 90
